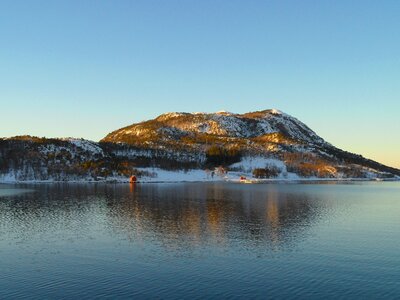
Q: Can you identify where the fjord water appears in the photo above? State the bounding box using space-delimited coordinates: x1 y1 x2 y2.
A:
0 182 399 299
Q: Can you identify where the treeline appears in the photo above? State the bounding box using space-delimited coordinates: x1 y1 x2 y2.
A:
252 165 280 178
283 152 337 178
0 136 397 181
100 142 202 170
0 137 204 181
0 138 139 180
205 145 242 167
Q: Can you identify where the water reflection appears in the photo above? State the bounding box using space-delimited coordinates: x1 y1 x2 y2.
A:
1 182 399 299
0 183 328 253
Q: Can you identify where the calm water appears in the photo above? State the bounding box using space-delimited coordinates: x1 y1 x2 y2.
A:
0 182 399 299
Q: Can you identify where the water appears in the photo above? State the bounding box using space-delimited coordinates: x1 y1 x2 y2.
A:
0 182 399 299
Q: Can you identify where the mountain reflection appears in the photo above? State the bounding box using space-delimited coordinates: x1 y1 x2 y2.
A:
1 183 326 252
105 183 324 251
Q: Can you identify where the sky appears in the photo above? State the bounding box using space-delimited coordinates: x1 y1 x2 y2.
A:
0 0 399 168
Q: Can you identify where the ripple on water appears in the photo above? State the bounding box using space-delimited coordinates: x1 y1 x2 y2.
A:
0 182 399 299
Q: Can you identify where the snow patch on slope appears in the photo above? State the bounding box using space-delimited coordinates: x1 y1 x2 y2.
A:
66 138 104 154
270 109 282 115
230 156 287 173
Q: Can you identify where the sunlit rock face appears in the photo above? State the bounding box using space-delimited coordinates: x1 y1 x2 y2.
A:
102 109 326 145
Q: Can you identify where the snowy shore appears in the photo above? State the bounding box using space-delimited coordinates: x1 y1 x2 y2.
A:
0 168 398 184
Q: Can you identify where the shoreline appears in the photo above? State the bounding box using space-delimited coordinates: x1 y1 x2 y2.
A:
1 177 398 185
2 167 399 185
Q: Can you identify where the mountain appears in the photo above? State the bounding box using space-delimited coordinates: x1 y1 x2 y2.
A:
102 109 326 147
1 109 399 182
101 109 399 178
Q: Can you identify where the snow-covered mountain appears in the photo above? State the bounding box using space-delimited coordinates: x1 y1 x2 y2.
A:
101 109 399 179
1 110 399 182
103 109 326 146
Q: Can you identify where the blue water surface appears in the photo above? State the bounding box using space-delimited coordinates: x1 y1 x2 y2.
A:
0 182 399 299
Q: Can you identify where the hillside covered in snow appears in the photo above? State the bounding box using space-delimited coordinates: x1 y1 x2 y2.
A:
1 110 399 182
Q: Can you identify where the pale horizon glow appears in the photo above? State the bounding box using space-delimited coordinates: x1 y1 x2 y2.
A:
1 0 399 168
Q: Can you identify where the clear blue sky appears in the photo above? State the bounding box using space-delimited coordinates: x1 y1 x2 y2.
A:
1 0 399 168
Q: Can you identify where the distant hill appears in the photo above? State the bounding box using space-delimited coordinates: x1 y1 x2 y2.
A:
1 109 399 182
